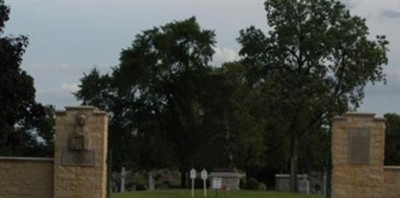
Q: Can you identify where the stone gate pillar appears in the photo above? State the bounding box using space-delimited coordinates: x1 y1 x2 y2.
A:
54 106 108 198
331 112 385 198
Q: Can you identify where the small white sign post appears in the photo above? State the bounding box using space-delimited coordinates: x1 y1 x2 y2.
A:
190 168 197 198
201 169 208 197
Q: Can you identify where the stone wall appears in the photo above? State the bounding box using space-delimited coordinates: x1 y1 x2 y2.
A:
0 106 108 198
384 166 400 198
331 112 400 198
331 113 385 198
0 157 53 198
209 172 240 190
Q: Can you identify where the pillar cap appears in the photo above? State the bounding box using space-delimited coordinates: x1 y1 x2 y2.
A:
56 106 107 116
332 112 385 122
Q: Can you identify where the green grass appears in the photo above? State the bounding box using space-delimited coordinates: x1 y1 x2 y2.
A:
112 190 322 198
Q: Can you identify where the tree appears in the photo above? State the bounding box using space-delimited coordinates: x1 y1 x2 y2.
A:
384 113 400 165
115 17 216 187
0 0 48 155
215 62 267 174
76 17 217 186
75 68 145 170
0 0 54 156
238 0 388 191
75 68 114 112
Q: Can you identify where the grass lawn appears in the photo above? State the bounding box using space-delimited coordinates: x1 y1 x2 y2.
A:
112 190 323 198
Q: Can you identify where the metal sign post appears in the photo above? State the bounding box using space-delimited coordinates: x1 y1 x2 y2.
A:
190 168 197 198
201 169 208 198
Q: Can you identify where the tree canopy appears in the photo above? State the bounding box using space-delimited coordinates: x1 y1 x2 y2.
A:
0 0 54 157
77 17 220 185
238 0 388 191
76 0 390 191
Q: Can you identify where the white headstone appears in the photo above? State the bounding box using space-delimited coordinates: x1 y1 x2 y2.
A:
148 171 155 191
120 166 126 192
212 177 222 189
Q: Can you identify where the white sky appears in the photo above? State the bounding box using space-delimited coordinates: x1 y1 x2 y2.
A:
3 0 400 115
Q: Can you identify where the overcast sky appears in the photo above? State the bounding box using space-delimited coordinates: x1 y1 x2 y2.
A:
3 0 400 115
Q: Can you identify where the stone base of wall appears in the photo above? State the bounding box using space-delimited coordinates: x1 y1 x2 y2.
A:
0 157 54 198
0 106 108 198
384 166 400 198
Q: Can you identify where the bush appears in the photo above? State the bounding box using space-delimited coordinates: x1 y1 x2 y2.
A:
259 183 267 190
239 177 247 189
246 177 259 190
136 184 147 191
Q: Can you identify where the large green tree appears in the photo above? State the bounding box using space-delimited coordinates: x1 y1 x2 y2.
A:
238 0 388 191
77 17 218 186
215 62 267 175
0 0 54 156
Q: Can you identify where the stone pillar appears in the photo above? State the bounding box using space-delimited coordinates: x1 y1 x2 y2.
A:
331 112 385 198
53 106 108 198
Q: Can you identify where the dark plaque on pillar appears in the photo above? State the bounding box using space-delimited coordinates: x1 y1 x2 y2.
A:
348 128 370 164
62 150 95 166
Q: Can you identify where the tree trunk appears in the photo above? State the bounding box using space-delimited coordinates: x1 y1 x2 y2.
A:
289 131 299 192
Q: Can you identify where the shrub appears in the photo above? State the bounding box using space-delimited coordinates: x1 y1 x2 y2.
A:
246 177 259 190
239 177 247 189
259 183 267 190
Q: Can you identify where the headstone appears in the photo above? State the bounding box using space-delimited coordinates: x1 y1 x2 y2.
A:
120 166 126 192
275 174 309 193
212 177 222 189
209 168 240 190
148 171 155 191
